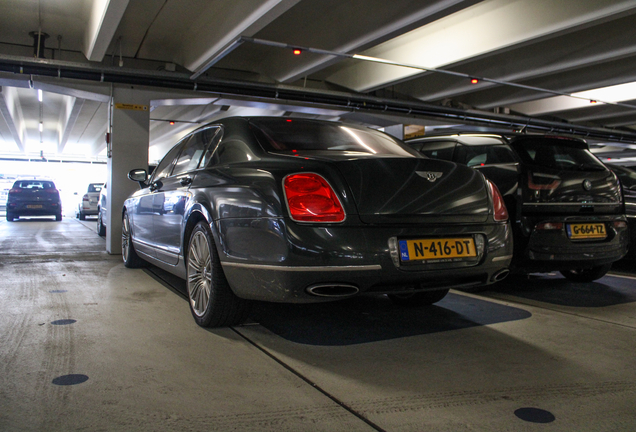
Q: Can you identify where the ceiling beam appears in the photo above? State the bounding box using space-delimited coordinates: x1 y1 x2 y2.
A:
84 0 130 62
0 87 25 152
277 0 474 83
186 0 301 79
58 97 84 154
325 0 636 92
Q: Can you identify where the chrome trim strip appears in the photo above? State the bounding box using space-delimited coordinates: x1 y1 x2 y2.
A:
523 202 620 206
492 255 513 262
221 262 382 271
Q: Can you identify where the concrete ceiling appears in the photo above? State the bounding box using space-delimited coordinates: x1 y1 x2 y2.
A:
2 0 636 163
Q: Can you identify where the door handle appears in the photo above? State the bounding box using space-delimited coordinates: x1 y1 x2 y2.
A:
180 177 192 186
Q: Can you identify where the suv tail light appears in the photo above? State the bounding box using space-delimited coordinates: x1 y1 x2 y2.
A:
284 173 345 222
82 193 89 201
487 180 508 222
536 222 563 230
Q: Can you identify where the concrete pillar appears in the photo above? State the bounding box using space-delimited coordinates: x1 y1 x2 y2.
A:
384 124 404 140
106 86 149 254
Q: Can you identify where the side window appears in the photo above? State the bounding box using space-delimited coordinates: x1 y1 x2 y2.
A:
172 128 218 176
198 127 222 169
457 145 511 167
418 141 456 161
151 140 187 182
486 145 516 164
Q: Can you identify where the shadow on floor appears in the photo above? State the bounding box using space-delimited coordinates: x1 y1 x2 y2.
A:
490 273 636 308
146 265 532 346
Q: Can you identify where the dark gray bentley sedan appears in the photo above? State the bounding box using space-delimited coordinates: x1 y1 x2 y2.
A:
123 117 513 327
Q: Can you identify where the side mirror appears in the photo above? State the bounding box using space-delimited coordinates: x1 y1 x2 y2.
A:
128 169 148 188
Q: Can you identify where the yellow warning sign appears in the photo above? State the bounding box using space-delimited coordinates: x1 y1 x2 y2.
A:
115 103 148 111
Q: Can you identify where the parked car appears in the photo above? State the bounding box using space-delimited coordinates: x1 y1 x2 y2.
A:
406 133 629 282
97 182 107 236
122 117 513 327
0 176 16 211
76 182 104 220
6 179 62 221
606 163 636 259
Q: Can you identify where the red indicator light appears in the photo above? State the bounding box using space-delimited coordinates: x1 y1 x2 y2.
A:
590 100 598 104
293 49 302 55
169 121 175 125
471 78 479 84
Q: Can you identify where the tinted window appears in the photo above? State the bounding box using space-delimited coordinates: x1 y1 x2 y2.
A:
251 118 418 157
13 180 55 189
88 184 103 193
457 145 517 167
416 141 456 161
199 128 222 168
151 141 186 182
511 139 606 171
172 128 219 176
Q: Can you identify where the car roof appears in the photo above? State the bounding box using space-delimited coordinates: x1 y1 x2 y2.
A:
408 134 507 146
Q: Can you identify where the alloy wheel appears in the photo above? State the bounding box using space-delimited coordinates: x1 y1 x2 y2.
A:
188 231 212 317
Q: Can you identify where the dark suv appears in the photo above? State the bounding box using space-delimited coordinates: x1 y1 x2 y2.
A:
407 134 629 281
6 179 62 221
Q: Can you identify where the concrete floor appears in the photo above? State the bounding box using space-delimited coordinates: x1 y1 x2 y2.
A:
1 215 635 431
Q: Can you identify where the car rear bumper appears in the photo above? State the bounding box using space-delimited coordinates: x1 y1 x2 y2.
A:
514 215 629 271
7 201 61 216
218 217 513 303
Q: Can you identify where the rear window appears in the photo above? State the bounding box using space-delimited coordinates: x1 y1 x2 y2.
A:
457 144 517 167
88 184 103 193
511 138 606 171
13 180 56 189
250 118 419 157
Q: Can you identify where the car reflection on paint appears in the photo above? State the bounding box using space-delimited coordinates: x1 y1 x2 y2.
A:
122 117 513 328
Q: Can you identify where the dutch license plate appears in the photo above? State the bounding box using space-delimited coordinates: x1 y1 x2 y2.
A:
567 223 606 240
26 204 43 209
399 238 476 262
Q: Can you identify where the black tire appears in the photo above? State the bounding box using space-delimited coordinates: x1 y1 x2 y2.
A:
122 211 146 268
560 264 612 283
79 211 85 221
6 213 14 222
186 221 249 327
55 213 62 221
97 209 106 237
388 289 450 306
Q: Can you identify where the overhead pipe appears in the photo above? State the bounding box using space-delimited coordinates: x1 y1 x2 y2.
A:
2 54 636 143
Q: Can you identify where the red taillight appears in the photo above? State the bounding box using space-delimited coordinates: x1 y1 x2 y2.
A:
9 188 22 193
284 173 345 222
45 188 59 194
536 222 563 230
82 194 89 201
487 180 508 222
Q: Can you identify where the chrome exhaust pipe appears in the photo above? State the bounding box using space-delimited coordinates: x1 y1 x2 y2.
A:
491 269 510 282
306 284 359 297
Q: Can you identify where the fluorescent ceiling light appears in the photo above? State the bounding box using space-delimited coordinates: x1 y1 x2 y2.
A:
39 122 43 132
38 89 42 102
572 81 636 103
